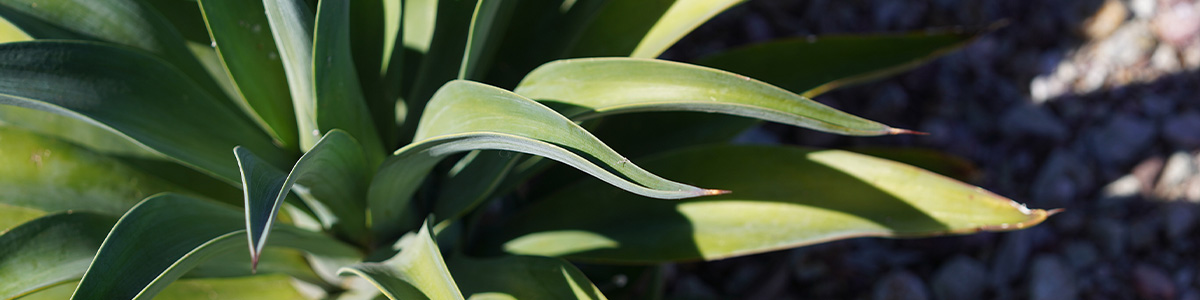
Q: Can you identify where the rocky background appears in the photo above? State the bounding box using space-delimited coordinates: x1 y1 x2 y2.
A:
649 0 1200 299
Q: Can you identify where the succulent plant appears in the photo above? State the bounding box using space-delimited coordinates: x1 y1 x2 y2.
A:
0 0 1052 299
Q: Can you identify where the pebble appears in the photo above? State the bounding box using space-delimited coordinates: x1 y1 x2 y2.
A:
1088 114 1156 166
1164 201 1197 240
1153 0 1200 48
1062 241 1101 270
1134 264 1177 300
999 104 1069 142
872 270 930 300
1154 151 1199 201
1163 112 1200 148
990 229 1033 287
931 255 987 300
1029 255 1078 300
1089 218 1128 257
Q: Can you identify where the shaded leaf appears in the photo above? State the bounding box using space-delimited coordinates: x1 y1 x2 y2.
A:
459 0 516 81
448 255 607 300
26 275 308 300
199 0 299 149
515 58 912 136
0 41 293 183
399 0 476 143
340 221 463 300
0 212 116 300
567 0 677 58
0 0 228 101
696 30 977 97
369 80 724 238
262 0 319 150
0 203 43 230
236 130 370 269
313 0 384 159
628 0 745 58
502 145 1053 263
72 193 360 299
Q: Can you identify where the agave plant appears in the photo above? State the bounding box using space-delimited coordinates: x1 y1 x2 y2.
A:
0 0 1053 299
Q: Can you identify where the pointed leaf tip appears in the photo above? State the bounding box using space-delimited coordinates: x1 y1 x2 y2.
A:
888 128 928 135
704 189 731 196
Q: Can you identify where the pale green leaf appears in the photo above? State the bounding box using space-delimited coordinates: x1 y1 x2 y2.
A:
0 203 42 230
629 0 745 58
0 41 293 183
502 145 1054 263
0 212 115 300
263 0 319 150
27 275 309 300
0 126 199 215
236 130 371 269
339 221 464 300
72 193 360 299
448 255 607 300
199 0 299 150
369 80 724 238
515 58 913 136
313 0 384 160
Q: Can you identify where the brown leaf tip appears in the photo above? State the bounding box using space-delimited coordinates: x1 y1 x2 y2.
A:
703 189 732 196
888 128 929 135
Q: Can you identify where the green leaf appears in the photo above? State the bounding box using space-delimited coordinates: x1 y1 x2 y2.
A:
350 0 399 149
628 0 745 58
262 0 319 150
0 41 293 183
313 0 384 159
0 126 196 215
459 0 516 81
0 203 43 230
400 0 477 143
339 221 464 300
515 58 913 136
448 255 607 300
501 145 1054 263
567 0 677 58
0 13 29 42
369 80 725 238
199 0 299 150
696 30 976 97
72 193 360 299
0 0 228 102
236 130 371 269
0 212 116 300
480 0 605 88
26 275 309 300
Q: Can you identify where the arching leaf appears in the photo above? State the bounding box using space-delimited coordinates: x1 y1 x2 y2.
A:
0 212 116 300
339 221 463 300
628 0 745 58
502 145 1054 263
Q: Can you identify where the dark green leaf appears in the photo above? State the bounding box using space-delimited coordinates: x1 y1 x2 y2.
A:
0 212 116 299
313 0 384 159
339 221 464 300
448 255 607 300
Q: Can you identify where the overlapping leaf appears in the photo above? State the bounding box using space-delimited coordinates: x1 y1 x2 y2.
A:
502 145 1054 263
369 80 725 238
236 130 370 269
199 0 298 149
313 0 384 158
263 0 319 150
0 41 293 183
627 0 746 58
448 255 607 300
340 221 463 300
72 194 360 299
0 212 115 299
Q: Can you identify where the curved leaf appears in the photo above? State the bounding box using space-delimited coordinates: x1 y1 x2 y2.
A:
501 145 1054 263
0 126 194 215
448 255 607 300
369 80 725 238
72 193 360 299
0 0 227 101
399 0 477 143
628 0 745 58
0 41 293 183
313 0 384 158
236 130 370 269
28 275 307 300
199 0 299 149
0 212 116 299
696 30 977 97
567 0 677 58
339 221 464 300
515 58 913 136
459 0 516 81
0 203 43 230
263 0 319 150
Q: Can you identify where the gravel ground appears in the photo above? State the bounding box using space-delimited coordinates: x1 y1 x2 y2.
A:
644 0 1200 299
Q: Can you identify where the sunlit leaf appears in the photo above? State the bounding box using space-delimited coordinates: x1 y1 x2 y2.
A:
262 0 319 150
516 58 912 136
340 221 463 300
502 145 1053 263
369 80 725 238
628 0 745 58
